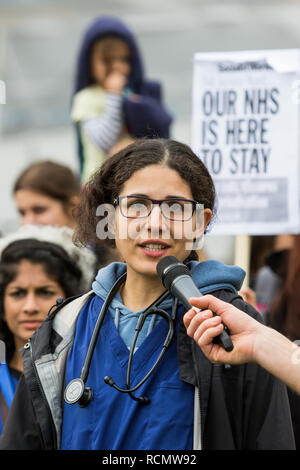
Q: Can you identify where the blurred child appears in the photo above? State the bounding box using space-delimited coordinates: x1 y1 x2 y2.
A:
71 16 173 182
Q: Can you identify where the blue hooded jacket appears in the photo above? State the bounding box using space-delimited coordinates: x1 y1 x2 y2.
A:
73 16 173 139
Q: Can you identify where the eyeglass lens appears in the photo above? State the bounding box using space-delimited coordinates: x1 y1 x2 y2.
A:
120 197 195 221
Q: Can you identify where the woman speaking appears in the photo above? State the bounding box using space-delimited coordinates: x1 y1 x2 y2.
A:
0 139 295 450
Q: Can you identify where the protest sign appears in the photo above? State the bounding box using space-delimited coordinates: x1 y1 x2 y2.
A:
192 49 300 236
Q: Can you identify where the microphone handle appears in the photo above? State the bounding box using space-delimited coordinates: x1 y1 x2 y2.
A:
170 276 234 352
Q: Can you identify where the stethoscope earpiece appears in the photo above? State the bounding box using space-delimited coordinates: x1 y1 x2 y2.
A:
104 376 150 405
103 376 115 386
47 296 65 317
138 396 150 405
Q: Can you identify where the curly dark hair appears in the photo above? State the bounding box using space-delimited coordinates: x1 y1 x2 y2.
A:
0 239 83 363
74 138 216 261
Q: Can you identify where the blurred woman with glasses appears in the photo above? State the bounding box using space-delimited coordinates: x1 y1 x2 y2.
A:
0 139 295 450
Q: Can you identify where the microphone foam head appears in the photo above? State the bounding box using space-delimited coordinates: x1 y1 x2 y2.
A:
156 256 190 290
156 256 178 279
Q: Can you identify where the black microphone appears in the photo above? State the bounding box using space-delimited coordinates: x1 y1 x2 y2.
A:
156 256 234 352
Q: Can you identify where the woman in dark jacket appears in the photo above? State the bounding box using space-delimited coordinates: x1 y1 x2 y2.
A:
0 139 295 450
0 224 97 434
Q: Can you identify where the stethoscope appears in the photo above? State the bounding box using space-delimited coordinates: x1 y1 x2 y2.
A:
64 273 178 407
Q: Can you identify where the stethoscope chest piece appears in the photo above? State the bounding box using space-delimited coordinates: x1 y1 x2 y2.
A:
64 378 93 408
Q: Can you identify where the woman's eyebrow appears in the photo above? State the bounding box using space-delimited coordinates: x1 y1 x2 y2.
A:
7 284 56 290
125 193 190 199
6 286 26 291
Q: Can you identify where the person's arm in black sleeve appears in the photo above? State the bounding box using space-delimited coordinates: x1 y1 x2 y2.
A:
184 293 300 395
184 292 296 449
0 374 44 450
232 296 295 449
237 349 295 449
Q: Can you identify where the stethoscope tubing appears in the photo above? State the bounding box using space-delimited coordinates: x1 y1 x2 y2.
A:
80 273 127 383
125 307 175 393
65 272 177 406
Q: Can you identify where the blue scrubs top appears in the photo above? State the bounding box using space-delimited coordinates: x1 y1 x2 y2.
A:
0 364 20 434
61 295 194 450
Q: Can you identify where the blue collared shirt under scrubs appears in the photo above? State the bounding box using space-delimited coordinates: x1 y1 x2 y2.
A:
0 364 20 434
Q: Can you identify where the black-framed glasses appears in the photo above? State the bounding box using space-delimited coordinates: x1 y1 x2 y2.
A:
114 196 200 222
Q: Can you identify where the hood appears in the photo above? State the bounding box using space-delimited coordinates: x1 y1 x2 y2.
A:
74 16 144 94
92 260 245 315
188 260 245 293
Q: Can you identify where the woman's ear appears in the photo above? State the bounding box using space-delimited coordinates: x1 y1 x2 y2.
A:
203 208 212 230
193 208 212 240
185 207 212 252
69 195 80 209
67 195 80 223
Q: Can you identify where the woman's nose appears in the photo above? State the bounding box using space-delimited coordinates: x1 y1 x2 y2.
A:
21 212 37 225
145 204 166 235
111 59 122 70
22 294 39 314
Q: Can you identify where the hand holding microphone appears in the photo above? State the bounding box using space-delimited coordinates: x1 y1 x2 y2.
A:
156 256 234 352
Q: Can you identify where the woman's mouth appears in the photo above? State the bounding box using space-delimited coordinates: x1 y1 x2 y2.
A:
139 242 170 258
20 320 43 330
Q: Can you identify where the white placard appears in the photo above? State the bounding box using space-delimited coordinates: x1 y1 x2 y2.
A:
192 49 300 235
